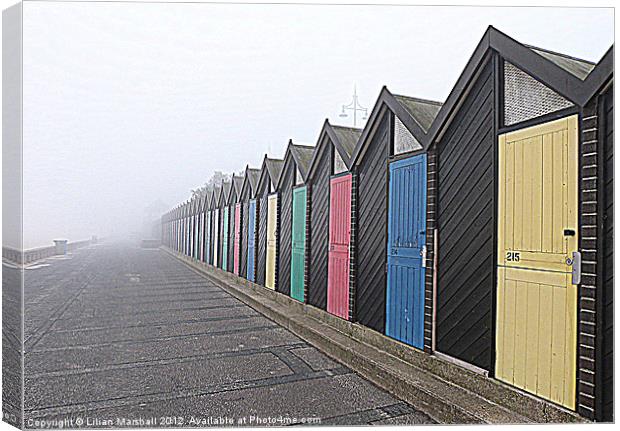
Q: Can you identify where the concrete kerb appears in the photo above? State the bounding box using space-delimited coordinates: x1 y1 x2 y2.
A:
162 247 586 424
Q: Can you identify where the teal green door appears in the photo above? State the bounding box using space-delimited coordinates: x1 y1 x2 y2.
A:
290 186 307 302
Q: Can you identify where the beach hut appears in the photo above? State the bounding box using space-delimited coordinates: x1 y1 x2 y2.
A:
206 186 217 266
306 120 361 318
196 195 203 261
171 208 177 252
198 187 211 263
211 185 222 268
421 26 613 417
177 205 182 254
226 175 244 274
219 181 231 271
191 197 200 260
349 87 442 349
255 156 284 289
239 166 261 281
182 201 189 256
177 205 182 253
275 140 315 301
199 189 209 264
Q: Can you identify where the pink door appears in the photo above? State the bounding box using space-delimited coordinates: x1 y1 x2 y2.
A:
233 203 241 275
327 174 352 319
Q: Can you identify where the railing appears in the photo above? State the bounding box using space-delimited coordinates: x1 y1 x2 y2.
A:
2 238 95 265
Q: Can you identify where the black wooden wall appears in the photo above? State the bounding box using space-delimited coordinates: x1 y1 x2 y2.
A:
601 84 613 422
307 139 331 309
436 60 495 372
356 113 390 332
240 200 249 278
256 191 268 286
278 161 295 296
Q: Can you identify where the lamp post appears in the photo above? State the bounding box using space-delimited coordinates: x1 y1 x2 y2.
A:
339 85 368 127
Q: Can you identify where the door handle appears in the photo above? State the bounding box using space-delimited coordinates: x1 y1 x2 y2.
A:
564 229 576 236
421 245 427 268
571 251 581 285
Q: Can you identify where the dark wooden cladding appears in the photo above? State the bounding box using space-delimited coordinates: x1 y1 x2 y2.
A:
355 113 390 332
256 193 268 286
307 139 330 309
600 84 613 422
240 200 249 278
436 60 495 372
278 160 295 296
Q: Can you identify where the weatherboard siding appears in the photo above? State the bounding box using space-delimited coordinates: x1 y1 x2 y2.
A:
278 161 295 296
601 85 613 422
355 113 390 333
435 60 495 372
308 140 330 310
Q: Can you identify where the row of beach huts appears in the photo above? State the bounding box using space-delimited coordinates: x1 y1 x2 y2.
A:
161 27 614 421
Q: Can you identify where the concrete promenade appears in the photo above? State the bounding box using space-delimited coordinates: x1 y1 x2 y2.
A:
21 241 433 427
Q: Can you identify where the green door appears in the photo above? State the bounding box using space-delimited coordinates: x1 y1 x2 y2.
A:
290 186 307 302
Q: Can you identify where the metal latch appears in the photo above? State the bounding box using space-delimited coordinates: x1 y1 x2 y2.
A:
421 245 427 268
571 251 581 285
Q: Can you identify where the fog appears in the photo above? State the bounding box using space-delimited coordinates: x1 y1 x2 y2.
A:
20 1 613 249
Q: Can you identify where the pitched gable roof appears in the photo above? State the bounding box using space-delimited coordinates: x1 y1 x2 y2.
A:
393 94 443 133
220 181 231 204
212 185 222 207
276 140 316 188
331 126 361 162
289 143 315 180
233 175 244 197
350 87 442 165
265 158 284 184
425 26 613 148
240 166 261 199
226 175 243 203
526 45 596 80
307 120 362 177
257 155 285 194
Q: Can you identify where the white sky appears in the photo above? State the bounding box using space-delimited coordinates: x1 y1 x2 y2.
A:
19 0 613 248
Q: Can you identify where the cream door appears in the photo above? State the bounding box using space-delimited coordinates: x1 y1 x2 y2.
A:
496 115 578 409
265 194 278 289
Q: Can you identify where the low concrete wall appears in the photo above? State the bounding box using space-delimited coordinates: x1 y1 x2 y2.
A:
2 238 93 265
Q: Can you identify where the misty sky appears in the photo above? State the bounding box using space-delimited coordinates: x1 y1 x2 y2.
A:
20 1 613 248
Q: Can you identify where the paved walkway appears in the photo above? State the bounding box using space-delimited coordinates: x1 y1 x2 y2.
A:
22 242 433 427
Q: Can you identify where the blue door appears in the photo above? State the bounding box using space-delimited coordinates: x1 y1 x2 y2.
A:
386 153 427 348
247 199 256 282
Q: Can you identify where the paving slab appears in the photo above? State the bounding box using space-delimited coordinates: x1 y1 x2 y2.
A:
22 242 434 427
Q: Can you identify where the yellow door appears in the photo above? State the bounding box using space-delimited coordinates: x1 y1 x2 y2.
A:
496 115 578 409
266 194 278 289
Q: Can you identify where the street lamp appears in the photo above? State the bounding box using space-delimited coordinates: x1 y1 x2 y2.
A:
339 85 368 127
